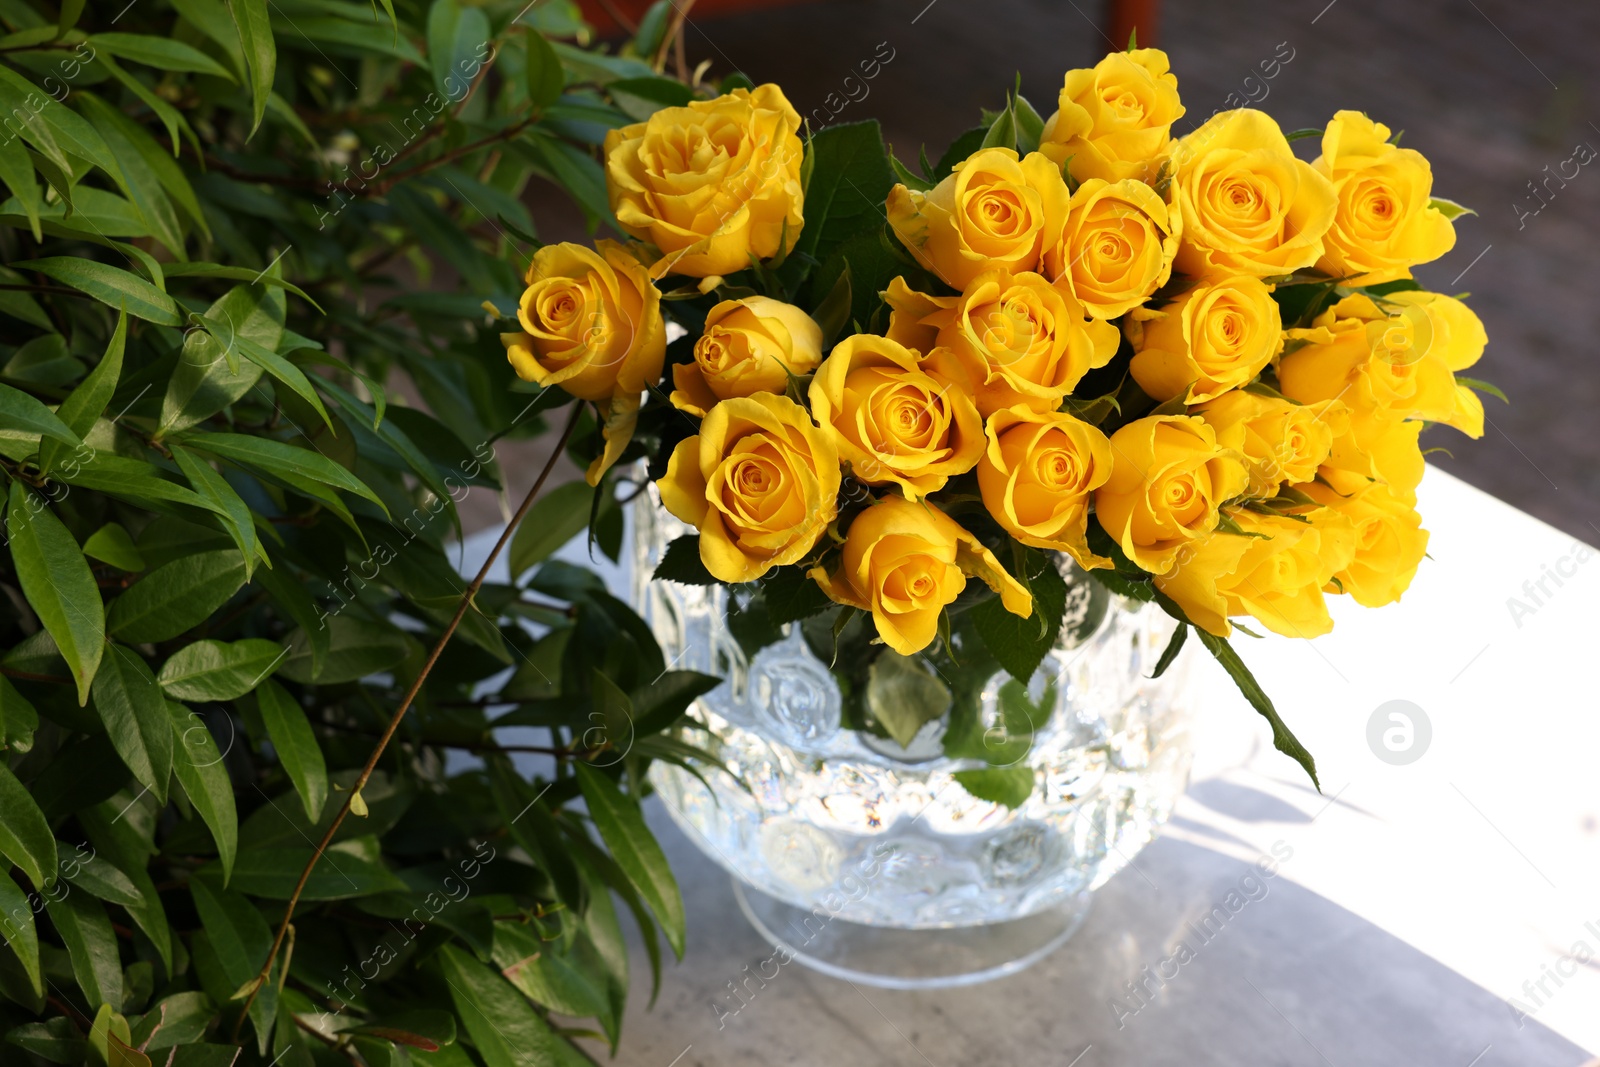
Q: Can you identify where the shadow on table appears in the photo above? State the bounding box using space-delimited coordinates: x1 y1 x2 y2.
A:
592 800 1595 1066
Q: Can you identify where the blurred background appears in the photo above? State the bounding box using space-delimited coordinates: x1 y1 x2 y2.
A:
516 0 1600 543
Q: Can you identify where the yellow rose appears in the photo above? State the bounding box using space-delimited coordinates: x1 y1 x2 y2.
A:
1126 274 1281 403
977 406 1114 571
1196 390 1347 496
1170 109 1337 278
807 335 984 501
1278 293 1474 499
884 272 1118 416
656 393 839 583
1094 414 1249 574
1385 290 1488 437
1039 48 1185 185
1314 110 1457 284
670 296 822 417
1324 417 1426 506
503 240 665 484
809 495 1032 656
604 84 804 279
1304 471 1429 608
886 148 1069 289
1155 507 1355 638
1044 177 1180 319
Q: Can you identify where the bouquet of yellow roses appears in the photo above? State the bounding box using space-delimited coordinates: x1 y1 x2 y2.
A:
498 48 1492 787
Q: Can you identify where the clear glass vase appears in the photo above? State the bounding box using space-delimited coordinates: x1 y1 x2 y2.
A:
632 491 1197 988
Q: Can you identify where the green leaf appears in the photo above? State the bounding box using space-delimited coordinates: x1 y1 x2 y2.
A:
0 130 42 241
107 550 248 644
651 533 716 585
1195 629 1320 789
1456 375 1508 404
44 890 122 1011
77 802 173 974
169 703 238 883
82 523 144 573
200 314 334 433
12 258 181 326
1150 622 1188 679
630 670 720 736
951 765 1035 809
89 33 237 79
981 97 1017 151
77 94 185 257
1284 127 1324 142
1429 196 1476 220
165 1044 244 1067
169 448 262 577
0 674 40 752
510 480 592 578
493 921 608 1018
5 1018 83 1062
794 120 896 265
1013 94 1045 155
427 0 490 102
972 556 1066 682
438 944 558 1067
158 638 286 701
252 564 327 676
0 872 41 999
186 432 387 513
7 481 102 704
279 616 408 685
866 649 950 747
575 763 686 959
91 648 173 805
187 874 272 1047
41 309 124 477
134 991 219 1051
809 260 853 348
255 680 327 822
60 847 143 908
0 381 79 447
219 835 404 900
163 263 317 307
228 0 275 137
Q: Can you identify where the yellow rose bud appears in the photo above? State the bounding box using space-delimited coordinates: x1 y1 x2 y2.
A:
976 406 1113 571
1385 290 1488 438
503 240 666 485
604 84 804 279
670 296 822 417
809 495 1032 656
656 393 839 583
1126 274 1282 403
884 271 1118 416
1156 507 1356 639
807 335 984 501
1170 109 1337 278
1039 48 1185 185
1094 414 1249 574
1278 292 1469 499
1323 418 1426 506
886 148 1069 290
1304 470 1429 608
1314 110 1457 284
1196 390 1347 496
1044 177 1180 320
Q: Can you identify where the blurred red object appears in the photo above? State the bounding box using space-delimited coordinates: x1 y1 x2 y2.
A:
577 0 814 38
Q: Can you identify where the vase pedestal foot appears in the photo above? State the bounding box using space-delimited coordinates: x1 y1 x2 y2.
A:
731 879 1093 990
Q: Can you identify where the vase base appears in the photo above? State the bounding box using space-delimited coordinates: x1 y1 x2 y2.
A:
731 879 1091 990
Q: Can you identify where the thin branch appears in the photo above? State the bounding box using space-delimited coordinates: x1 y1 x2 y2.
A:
233 399 585 1038
372 115 539 195
653 0 698 74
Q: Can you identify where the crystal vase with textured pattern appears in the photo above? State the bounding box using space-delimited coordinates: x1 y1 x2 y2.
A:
633 491 1197 988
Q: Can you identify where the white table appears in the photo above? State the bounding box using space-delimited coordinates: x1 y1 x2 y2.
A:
464 467 1600 1066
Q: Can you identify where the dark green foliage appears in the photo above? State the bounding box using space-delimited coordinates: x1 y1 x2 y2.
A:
0 2 717 1062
